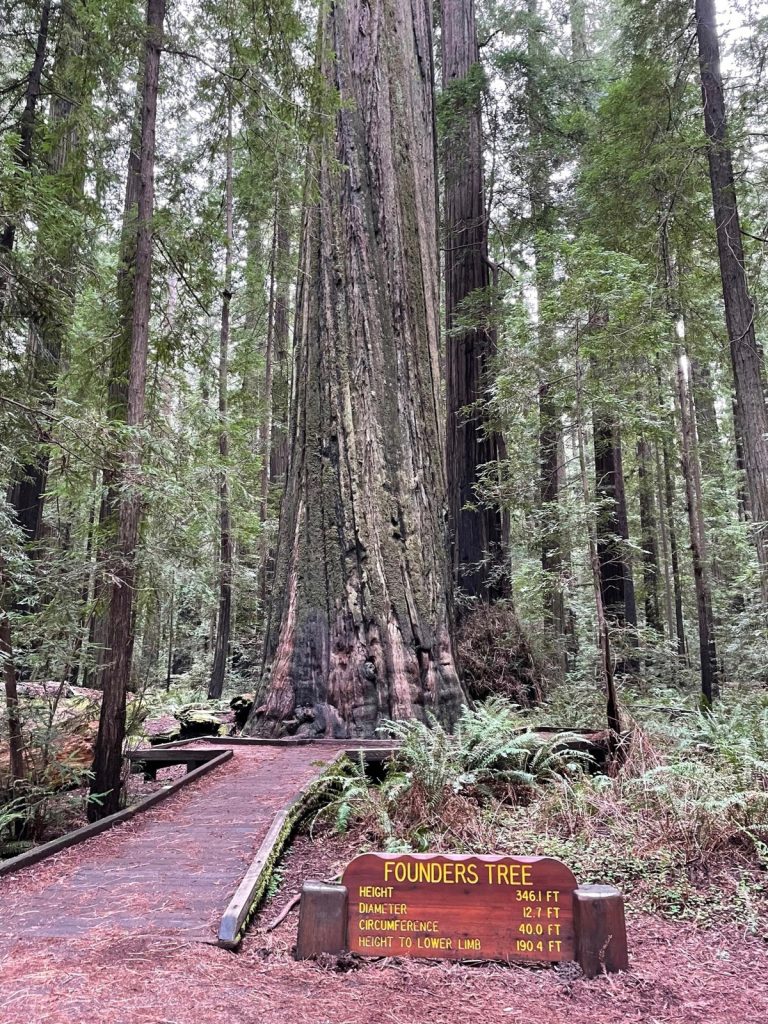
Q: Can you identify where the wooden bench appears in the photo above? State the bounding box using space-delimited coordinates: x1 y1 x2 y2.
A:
125 747 222 781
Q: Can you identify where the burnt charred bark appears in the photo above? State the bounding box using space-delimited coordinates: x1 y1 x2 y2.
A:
245 0 466 738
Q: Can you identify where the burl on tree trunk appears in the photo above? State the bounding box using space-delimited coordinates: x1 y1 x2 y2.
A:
246 0 466 738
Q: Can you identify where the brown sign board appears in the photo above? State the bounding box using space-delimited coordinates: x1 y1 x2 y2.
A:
341 853 578 963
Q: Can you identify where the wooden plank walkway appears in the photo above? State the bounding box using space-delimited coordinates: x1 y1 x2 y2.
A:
0 742 355 944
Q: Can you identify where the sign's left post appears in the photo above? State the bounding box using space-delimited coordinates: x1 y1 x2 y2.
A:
295 882 349 959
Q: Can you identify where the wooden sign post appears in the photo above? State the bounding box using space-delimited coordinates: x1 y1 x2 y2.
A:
296 852 628 977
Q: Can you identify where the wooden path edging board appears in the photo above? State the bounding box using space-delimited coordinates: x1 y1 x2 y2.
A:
0 748 232 878
217 744 395 950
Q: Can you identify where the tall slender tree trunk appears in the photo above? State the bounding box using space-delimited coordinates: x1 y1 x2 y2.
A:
575 360 620 737
245 0 465 738
442 0 507 604
690 358 722 482
89 0 164 819
165 575 174 691
695 0 768 600
4 0 53 537
6 5 92 549
1 559 25 785
593 413 638 633
209 97 234 701
0 0 51 314
662 430 688 660
86 87 144 689
637 437 662 633
526 0 565 657
654 440 676 642
676 351 720 705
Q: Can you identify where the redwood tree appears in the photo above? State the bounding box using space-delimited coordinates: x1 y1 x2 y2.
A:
695 0 768 598
89 0 164 818
442 0 507 603
3 0 53 540
246 0 466 737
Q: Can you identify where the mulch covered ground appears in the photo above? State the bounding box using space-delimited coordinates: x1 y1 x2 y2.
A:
1 823 766 1024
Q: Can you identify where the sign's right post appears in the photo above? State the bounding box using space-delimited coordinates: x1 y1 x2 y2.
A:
573 884 629 977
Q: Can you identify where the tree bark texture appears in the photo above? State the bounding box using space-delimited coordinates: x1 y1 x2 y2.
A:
442 0 507 603
246 0 466 738
89 0 164 818
695 0 768 596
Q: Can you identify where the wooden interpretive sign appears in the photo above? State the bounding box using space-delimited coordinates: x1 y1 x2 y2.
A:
341 853 577 963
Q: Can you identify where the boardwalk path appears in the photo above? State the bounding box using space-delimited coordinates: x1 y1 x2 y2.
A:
0 742 352 943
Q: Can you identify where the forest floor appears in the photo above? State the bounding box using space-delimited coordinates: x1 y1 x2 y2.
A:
1 823 766 1024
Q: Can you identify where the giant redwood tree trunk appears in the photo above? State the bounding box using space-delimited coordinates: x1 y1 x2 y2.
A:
695 0 768 600
442 0 507 603
245 0 466 738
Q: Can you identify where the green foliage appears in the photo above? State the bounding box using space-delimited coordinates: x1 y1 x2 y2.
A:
323 700 591 851
437 62 488 138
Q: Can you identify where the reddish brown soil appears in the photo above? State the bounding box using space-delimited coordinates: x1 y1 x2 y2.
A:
1 747 766 1024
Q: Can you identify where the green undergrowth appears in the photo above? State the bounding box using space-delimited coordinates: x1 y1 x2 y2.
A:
322 690 768 934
